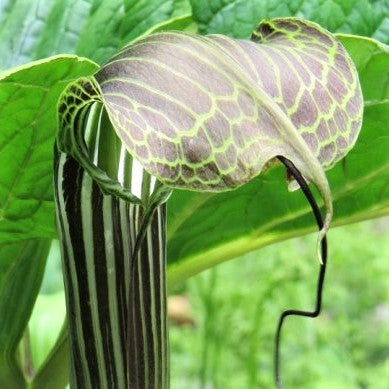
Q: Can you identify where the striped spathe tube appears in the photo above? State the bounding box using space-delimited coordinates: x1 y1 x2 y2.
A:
54 101 169 389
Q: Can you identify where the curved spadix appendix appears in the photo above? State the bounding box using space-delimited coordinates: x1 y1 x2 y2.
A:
58 18 363 260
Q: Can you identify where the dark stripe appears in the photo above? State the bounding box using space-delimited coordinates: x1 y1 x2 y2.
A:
62 156 100 387
91 182 118 386
53 150 84 388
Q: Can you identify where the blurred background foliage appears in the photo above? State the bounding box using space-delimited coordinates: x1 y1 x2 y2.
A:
32 218 389 388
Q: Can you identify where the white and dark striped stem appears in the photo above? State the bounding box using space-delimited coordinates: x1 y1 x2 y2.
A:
54 102 169 388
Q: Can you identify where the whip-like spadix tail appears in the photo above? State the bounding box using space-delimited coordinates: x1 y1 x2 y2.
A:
274 156 328 389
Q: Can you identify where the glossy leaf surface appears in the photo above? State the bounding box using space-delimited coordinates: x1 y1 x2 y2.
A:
0 0 192 69
190 0 389 44
0 56 98 243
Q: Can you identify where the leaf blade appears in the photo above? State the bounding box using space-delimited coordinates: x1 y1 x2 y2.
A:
0 0 195 69
190 0 389 44
0 55 98 243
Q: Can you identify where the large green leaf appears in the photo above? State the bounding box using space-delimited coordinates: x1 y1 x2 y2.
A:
76 0 187 63
0 0 194 69
166 35 389 283
190 0 389 43
0 55 98 243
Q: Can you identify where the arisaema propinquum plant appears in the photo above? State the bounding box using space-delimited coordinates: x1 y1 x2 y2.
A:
53 17 362 388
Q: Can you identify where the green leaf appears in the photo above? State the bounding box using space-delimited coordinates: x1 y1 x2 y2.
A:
0 239 51 389
135 14 198 38
338 34 389 101
190 0 389 43
166 35 389 283
0 0 94 69
128 0 197 39
172 0 192 17
0 0 195 69
76 0 179 63
0 55 98 244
